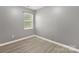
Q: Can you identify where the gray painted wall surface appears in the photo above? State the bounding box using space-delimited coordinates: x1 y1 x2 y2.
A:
0 6 35 43
36 6 79 49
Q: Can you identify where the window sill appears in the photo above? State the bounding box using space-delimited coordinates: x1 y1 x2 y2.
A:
24 28 33 30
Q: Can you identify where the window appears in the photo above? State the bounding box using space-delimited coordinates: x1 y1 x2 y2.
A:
24 13 33 30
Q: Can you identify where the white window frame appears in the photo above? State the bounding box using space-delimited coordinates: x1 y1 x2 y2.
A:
24 12 33 30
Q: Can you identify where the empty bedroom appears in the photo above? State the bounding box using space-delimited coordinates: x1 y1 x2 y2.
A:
0 6 79 53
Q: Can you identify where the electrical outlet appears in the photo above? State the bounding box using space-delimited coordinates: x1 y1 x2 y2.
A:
12 34 15 39
70 45 76 48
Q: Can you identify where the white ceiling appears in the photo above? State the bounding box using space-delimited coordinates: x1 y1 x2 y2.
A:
25 6 44 10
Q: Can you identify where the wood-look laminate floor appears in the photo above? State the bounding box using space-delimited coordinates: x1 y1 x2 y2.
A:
0 37 77 53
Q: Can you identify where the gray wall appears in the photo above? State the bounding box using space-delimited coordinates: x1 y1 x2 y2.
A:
36 6 79 49
0 6 35 43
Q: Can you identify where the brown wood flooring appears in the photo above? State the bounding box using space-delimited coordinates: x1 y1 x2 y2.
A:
0 37 77 53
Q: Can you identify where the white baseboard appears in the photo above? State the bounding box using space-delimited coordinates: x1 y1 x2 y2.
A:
0 35 35 46
0 34 79 52
34 35 79 52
